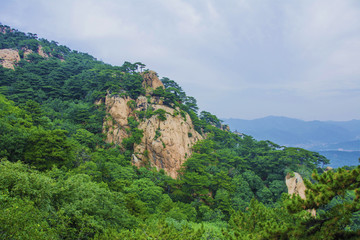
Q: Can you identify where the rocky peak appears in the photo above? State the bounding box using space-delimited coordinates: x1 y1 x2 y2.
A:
103 89 203 179
141 70 164 90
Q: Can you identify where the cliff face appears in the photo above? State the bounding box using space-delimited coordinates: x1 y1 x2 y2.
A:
104 71 203 179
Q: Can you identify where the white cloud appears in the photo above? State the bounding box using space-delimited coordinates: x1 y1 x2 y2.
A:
282 0 360 95
0 0 359 120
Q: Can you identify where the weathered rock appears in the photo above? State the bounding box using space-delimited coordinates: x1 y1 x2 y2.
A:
102 71 203 178
37 45 49 58
23 48 33 58
141 70 164 89
286 172 316 216
23 46 50 59
103 95 132 145
133 104 202 179
103 93 203 179
286 172 307 199
0 46 50 69
0 49 20 69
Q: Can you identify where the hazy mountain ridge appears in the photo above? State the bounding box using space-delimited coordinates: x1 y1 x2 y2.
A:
223 116 360 167
223 116 360 148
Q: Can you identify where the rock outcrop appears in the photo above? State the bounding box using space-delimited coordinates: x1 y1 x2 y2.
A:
23 46 49 59
0 49 20 69
103 72 203 179
286 172 306 199
103 95 133 144
134 104 202 179
37 46 49 58
0 46 49 69
286 172 316 216
141 70 164 89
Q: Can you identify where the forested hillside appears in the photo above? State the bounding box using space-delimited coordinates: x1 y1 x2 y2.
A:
1 24 359 239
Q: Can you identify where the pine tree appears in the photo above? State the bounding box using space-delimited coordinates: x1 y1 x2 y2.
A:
285 167 360 239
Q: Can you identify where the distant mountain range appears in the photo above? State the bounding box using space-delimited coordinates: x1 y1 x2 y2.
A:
223 116 360 168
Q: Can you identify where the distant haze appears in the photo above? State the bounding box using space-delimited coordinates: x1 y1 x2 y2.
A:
1 0 360 121
223 116 360 148
223 116 360 167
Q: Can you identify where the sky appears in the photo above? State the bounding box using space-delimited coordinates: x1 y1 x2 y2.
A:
1 0 359 121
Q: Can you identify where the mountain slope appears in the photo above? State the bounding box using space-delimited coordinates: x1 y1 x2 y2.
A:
2 24 355 239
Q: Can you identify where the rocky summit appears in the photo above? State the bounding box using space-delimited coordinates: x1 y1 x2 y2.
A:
103 71 202 178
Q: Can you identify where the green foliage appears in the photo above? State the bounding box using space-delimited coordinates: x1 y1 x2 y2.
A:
145 106 154 118
127 99 136 110
122 117 143 152
19 39 39 51
124 178 163 214
24 128 75 170
229 199 297 239
284 167 360 239
127 116 139 129
180 110 187 120
0 193 57 240
122 73 145 99
73 128 97 149
0 160 137 239
55 174 136 231
154 128 161 140
106 218 207 239
0 95 32 162
154 108 167 121
200 111 222 128
0 25 342 239
25 53 45 64
21 99 49 126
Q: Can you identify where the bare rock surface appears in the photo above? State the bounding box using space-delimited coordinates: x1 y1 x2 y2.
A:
133 104 202 179
286 172 316 216
141 70 164 89
0 49 20 69
0 46 49 69
286 172 307 199
103 72 202 179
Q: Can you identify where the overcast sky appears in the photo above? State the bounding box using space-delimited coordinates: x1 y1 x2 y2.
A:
1 0 359 121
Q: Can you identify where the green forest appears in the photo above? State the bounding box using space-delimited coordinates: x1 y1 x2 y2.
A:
0 24 359 239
